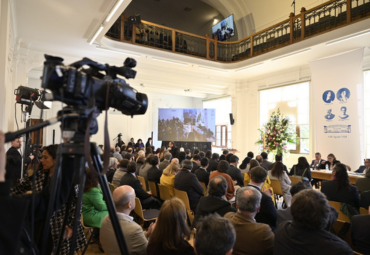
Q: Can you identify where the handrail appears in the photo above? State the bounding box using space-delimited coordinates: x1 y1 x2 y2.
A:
105 0 370 63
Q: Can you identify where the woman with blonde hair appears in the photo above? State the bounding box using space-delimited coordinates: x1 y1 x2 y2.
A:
160 161 181 197
147 197 195 255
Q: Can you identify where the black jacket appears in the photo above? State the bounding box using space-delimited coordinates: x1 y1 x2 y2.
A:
193 195 236 227
227 165 244 187
191 162 200 173
120 172 151 201
147 166 162 196
351 215 370 255
194 168 210 186
247 184 277 231
5 147 31 185
174 169 204 211
207 159 218 172
321 180 360 210
169 146 179 159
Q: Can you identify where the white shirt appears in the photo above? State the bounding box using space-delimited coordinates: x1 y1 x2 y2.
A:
117 212 133 221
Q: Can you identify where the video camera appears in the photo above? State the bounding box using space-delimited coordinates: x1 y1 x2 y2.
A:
41 55 148 116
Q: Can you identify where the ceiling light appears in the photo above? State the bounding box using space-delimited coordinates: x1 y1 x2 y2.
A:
198 66 228 73
235 63 264 72
326 30 370 46
96 46 141 56
152 58 188 66
89 26 104 45
271 48 311 61
106 0 124 22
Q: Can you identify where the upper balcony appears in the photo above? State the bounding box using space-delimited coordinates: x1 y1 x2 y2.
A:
105 0 370 63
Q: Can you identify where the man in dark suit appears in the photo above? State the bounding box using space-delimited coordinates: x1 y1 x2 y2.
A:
6 137 34 186
147 155 162 196
227 155 244 187
174 160 204 211
247 166 277 231
193 175 236 227
219 150 228 161
120 161 160 209
195 158 210 186
168 141 179 159
355 158 370 173
255 155 268 170
351 214 370 255
260 152 273 170
207 153 219 172
310 152 325 169
158 152 171 171
191 154 201 173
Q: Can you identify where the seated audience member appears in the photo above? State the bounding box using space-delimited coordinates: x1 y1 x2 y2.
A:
137 149 145 158
268 161 292 206
351 212 370 255
271 154 288 174
185 149 192 159
205 150 212 160
179 147 185 152
192 149 200 158
247 151 254 159
256 155 268 170
127 137 135 147
207 153 219 172
120 145 127 157
159 152 172 171
139 156 152 187
160 161 181 197
219 150 229 161
112 159 129 188
199 151 205 159
158 147 166 160
168 141 179 159
239 156 251 173
113 146 123 161
310 152 324 169
361 190 370 209
226 153 233 163
106 157 118 183
145 137 152 148
355 158 370 174
135 139 144 149
243 159 259 181
225 187 274 255
193 176 236 227
210 160 235 201
145 146 153 157
227 155 244 187
136 156 145 176
276 182 339 230
194 213 236 255
120 161 161 209
274 189 352 255
261 152 273 170
147 198 195 255
191 154 201 173
178 151 186 164
147 155 162 185
248 167 277 231
100 185 154 255
82 169 108 228
195 158 210 186
174 160 204 211
123 152 134 162
154 148 161 157
289 156 311 182
321 163 360 210
320 153 341 170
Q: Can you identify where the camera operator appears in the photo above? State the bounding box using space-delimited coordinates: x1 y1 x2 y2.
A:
6 137 34 187
0 131 76 254
115 135 125 148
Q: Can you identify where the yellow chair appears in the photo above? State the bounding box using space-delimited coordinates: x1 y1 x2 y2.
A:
244 173 250 186
199 182 208 196
289 176 302 185
148 181 158 198
137 176 147 191
80 214 103 253
360 207 369 215
108 182 115 194
328 201 350 223
270 179 283 207
134 197 159 227
158 184 172 200
174 189 194 225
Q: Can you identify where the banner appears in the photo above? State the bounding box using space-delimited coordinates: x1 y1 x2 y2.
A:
310 48 364 169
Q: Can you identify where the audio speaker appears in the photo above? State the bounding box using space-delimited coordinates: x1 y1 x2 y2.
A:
229 113 235 125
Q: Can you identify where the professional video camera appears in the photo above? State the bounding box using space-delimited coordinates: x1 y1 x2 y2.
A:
41 54 148 116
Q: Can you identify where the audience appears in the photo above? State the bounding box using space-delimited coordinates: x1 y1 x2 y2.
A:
159 152 172 170
160 161 181 197
174 160 204 211
209 160 235 201
112 159 129 188
185 149 192 159
139 156 152 187
321 163 360 210
247 151 254 159
145 146 153 157
351 210 370 255
260 152 273 170
268 161 292 206
168 141 180 159
225 153 233 163
191 154 201 173
289 156 311 182
220 150 228 161
147 197 195 255
239 156 251 172
145 137 152 148
136 156 145 176
274 189 352 254
113 146 123 161
178 151 186 164
147 155 162 195
194 214 236 255
205 150 212 160
227 155 244 187
100 185 154 255
256 155 268 170
195 158 210 186
106 157 118 183
207 153 219 172
225 186 274 255
272 154 288 174
199 151 205 159
135 139 144 149
193 176 236 227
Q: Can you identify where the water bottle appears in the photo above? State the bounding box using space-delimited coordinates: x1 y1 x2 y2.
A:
325 164 329 171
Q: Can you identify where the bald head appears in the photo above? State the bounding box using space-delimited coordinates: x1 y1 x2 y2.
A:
113 185 135 212
171 158 179 164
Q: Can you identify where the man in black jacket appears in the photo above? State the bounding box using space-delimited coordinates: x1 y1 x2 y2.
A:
219 150 228 161
6 137 34 186
227 155 244 187
147 156 162 196
195 158 210 186
207 153 219 172
191 154 201 173
247 166 277 231
174 159 204 211
168 141 179 159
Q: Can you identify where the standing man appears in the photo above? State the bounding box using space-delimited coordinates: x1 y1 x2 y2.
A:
168 141 179 159
310 152 324 169
6 137 34 186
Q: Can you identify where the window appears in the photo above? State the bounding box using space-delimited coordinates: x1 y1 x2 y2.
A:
259 82 310 154
215 125 228 147
364 70 370 158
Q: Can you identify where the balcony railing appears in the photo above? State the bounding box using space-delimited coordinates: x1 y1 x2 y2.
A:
105 0 370 63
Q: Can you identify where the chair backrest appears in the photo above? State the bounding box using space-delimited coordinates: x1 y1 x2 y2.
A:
199 182 208 196
244 173 250 187
137 176 147 191
80 214 92 229
148 181 158 197
328 200 350 223
289 176 302 185
158 184 172 200
134 197 145 220
270 179 283 196
174 189 191 211
108 182 115 194
356 178 370 194
360 207 369 215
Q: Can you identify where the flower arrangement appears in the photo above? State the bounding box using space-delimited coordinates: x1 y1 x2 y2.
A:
256 109 297 156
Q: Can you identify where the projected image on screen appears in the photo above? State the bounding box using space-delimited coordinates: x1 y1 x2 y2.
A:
212 14 234 41
158 108 215 142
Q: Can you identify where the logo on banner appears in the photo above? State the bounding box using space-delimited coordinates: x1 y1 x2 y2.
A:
337 88 350 103
325 109 335 120
322 90 335 103
324 125 351 133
